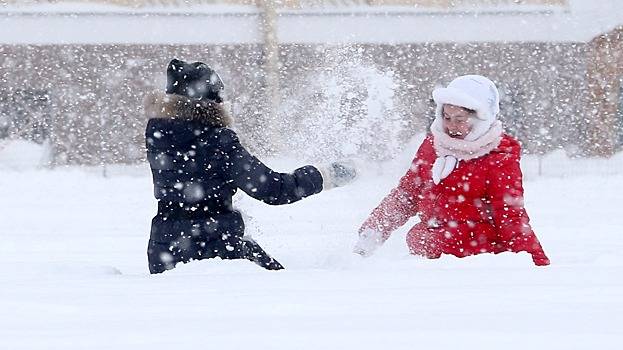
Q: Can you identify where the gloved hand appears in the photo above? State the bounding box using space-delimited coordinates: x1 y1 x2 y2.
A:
318 161 357 190
353 228 384 257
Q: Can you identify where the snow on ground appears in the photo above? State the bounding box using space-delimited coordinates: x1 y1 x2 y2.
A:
1 140 622 349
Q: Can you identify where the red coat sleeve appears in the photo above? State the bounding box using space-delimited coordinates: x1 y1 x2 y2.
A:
487 150 550 265
359 141 429 239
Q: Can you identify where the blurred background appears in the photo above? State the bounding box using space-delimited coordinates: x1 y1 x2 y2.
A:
0 0 622 167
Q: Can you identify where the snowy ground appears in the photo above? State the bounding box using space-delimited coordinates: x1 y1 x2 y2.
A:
1 141 622 350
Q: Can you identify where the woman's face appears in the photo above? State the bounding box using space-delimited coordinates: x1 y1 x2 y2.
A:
442 104 474 139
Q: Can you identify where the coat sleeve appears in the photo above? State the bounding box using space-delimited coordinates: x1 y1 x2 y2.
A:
358 145 427 239
219 129 323 205
487 151 549 265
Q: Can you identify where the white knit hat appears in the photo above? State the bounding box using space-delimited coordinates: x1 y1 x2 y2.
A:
432 75 500 141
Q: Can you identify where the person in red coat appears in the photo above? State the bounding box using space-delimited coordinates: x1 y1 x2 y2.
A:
354 75 550 266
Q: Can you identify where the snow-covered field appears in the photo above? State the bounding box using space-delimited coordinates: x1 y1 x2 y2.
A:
1 140 622 349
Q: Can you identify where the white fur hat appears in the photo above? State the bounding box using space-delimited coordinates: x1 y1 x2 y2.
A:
432 75 500 141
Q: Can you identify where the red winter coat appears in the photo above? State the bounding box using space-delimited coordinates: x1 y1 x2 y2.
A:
360 133 550 266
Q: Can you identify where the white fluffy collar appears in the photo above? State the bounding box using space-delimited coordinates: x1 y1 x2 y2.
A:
431 118 503 161
429 118 503 184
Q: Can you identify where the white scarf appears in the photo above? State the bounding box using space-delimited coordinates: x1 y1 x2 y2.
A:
429 118 503 184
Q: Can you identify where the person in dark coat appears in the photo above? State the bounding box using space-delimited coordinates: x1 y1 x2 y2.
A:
144 59 356 274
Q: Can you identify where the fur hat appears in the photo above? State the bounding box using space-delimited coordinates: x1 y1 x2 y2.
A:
166 58 224 102
432 75 500 141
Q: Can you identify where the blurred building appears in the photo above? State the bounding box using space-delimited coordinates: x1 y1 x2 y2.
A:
0 0 621 164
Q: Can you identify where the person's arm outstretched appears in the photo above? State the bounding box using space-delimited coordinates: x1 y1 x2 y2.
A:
219 128 355 205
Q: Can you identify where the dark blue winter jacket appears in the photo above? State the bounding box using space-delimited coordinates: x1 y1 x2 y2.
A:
144 92 324 267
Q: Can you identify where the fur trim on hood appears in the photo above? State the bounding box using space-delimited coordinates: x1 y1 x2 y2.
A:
143 91 233 128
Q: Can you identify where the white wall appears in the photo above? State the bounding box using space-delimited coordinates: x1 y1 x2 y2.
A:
0 0 622 44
